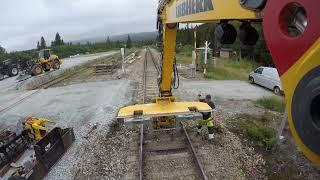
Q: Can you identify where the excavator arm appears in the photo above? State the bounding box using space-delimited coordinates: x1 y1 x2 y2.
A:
118 0 320 164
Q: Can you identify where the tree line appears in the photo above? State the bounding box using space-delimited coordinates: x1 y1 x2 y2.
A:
0 33 151 63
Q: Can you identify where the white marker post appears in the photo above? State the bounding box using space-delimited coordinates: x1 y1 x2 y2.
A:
203 41 211 75
120 48 126 74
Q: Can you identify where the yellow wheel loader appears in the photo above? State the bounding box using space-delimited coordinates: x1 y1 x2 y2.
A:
30 49 62 76
17 49 62 81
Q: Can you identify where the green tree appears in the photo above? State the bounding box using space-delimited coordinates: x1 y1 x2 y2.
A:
126 35 132 48
115 40 121 48
209 25 216 50
53 32 64 46
40 36 47 49
106 36 111 48
0 45 6 56
37 41 40 50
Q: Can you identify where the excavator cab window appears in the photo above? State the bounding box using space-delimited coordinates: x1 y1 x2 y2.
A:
43 50 50 60
39 51 44 59
32 52 39 59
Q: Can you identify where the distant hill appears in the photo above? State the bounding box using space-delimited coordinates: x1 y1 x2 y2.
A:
73 31 157 43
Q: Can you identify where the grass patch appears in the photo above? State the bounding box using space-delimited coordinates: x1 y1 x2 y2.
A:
227 113 278 150
176 54 192 65
204 58 257 80
175 51 257 81
255 96 286 112
176 45 193 55
247 127 276 149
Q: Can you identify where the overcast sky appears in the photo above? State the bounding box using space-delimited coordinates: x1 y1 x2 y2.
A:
0 0 158 52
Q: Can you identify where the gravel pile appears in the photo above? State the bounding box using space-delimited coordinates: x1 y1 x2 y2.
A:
183 121 267 180
74 124 136 179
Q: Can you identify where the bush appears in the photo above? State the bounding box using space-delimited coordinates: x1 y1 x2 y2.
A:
255 97 286 112
176 45 193 55
247 127 276 149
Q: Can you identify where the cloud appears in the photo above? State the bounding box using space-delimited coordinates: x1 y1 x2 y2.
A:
0 0 158 52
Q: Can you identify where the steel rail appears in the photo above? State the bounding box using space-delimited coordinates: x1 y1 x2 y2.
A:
139 124 144 180
146 48 161 74
181 122 208 180
143 49 148 103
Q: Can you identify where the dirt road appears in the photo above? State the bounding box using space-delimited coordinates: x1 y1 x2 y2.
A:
174 79 274 101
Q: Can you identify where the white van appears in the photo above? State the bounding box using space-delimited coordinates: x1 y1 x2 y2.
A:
249 67 284 95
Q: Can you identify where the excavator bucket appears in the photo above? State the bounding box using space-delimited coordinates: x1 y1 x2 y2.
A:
24 127 75 180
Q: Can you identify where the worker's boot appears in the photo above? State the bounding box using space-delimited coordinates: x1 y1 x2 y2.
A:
197 126 201 135
208 126 215 140
208 133 214 140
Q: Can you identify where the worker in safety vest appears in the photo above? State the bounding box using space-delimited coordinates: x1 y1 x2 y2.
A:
197 94 216 140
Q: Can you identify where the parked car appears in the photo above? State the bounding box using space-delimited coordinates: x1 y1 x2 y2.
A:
249 67 283 95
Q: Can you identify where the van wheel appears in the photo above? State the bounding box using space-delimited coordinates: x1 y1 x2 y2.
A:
249 77 254 84
274 86 281 95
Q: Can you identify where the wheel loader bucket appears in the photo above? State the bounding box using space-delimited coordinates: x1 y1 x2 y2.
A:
25 127 75 180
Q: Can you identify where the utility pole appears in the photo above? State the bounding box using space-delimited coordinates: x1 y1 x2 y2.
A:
194 30 198 70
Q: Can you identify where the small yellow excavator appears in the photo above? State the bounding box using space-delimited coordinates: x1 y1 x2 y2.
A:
118 0 320 164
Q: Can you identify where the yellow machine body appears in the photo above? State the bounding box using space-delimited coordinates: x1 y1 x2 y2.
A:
24 117 50 141
160 0 260 24
280 39 320 163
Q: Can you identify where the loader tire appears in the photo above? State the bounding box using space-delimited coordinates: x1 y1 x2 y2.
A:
0 74 4 80
31 64 43 76
53 60 60 70
8 66 19 77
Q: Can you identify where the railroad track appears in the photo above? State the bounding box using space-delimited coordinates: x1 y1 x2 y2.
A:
132 47 207 180
138 123 208 179
143 48 160 103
